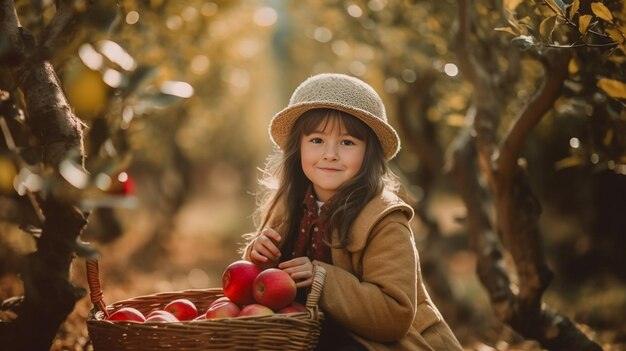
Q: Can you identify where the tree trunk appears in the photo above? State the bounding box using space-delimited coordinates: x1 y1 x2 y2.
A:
452 0 603 349
0 2 88 350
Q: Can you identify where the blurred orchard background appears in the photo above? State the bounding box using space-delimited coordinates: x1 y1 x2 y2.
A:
1 0 625 350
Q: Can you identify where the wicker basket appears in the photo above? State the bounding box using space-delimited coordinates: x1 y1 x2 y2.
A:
85 260 326 351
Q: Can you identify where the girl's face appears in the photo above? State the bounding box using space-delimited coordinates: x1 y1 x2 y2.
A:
300 116 366 202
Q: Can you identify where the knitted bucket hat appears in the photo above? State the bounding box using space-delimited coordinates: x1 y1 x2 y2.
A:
269 73 400 160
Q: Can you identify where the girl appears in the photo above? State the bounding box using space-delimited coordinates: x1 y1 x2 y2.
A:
241 73 462 351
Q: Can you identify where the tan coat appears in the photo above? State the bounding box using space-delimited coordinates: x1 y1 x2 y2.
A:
243 190 462 350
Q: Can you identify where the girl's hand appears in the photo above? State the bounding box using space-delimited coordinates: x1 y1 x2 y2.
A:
250 228 282 266
279 257 314 288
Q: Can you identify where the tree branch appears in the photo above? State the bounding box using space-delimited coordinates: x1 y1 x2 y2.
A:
38 0 80 61
496 50 571 192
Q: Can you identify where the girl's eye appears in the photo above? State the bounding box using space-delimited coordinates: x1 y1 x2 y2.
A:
310 137 323 144
341 139 356 146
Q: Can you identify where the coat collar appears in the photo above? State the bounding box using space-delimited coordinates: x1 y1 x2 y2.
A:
337 189 414 252
268 189 414 252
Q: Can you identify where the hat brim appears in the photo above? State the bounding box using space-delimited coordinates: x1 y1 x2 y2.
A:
269 102 400 160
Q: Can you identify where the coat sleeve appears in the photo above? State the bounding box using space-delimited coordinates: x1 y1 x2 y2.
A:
315 211 418 342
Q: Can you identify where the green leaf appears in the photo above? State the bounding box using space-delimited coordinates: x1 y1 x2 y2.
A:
73 240 100 260
511 35 535 49
136 92 185 109
122 65 158 98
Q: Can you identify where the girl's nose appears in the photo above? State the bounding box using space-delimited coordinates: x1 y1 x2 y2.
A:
322 146 338 160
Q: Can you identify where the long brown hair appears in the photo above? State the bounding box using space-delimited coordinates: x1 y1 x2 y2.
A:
253 108 397 251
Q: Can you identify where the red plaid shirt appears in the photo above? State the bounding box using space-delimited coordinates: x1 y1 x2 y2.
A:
291 188 333 264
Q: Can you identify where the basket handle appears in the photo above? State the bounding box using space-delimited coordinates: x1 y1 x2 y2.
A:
86 259 109 319
305 265 326 315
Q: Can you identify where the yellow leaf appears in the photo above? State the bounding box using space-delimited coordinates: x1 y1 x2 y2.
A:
495 26 519 36
591 2 614 22
0 155 17 193
569 0 580 21
504 0 524 12
568 57 579 75
540 16 557 42
518 16 532 25
608 54 626 64
545 0 564 16
606 28 625 44
597 78 626 99
555 156 584 170
603 129 614 146
579 15 592 34
446 114 466 128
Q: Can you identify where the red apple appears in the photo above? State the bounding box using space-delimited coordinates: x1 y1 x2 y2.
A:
277 302 307 314
164 298 198 321
192 314 207 322
209 296 232 307
204 301 241 319
222 260 261 305
108 307 146 322
238 303 274 317
146 310 178 319
252 268 297 310
145 312 179 323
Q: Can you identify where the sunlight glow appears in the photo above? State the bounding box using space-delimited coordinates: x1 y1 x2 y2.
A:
118 172 129 182
95 173 112 191
161 81 194 98
569 137 580 149
182 7 199 22
78 44 103 71
201 2 218 16
384 78 399 94
347 4 363 18
13 168 42 195
331 40 350 56
313 27 333 43
59 159 88 189
126 11 139 24
191 55 210 75
98 40 136 71
402 69 417 83
226 69 251 95
254 7 278 27
103 69 123 88
122 106 134 129
368 0 387 11
349 61 367 76
444 63 459 77
166 15 183 30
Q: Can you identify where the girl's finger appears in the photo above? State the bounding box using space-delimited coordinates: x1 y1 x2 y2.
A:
261 228 282 243
295 278 313 288
250 249 268 262
290 270 313 281
259 236 281 258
